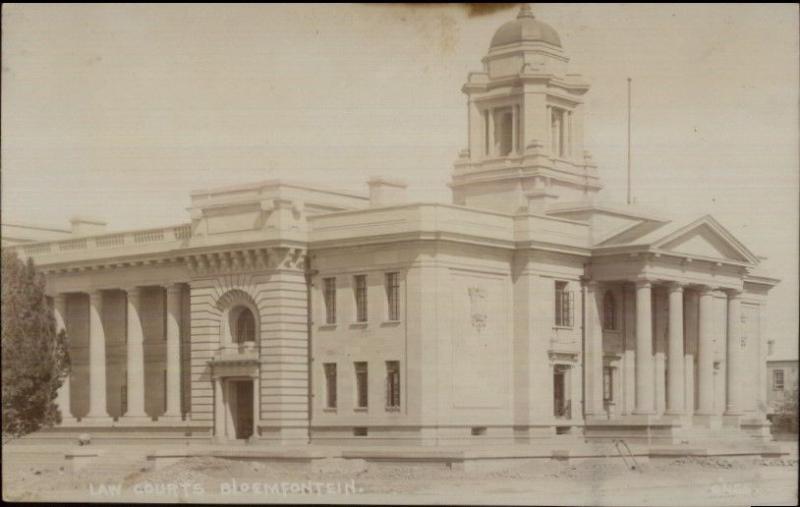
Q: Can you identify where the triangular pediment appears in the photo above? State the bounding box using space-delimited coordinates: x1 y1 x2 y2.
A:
652 216 759 264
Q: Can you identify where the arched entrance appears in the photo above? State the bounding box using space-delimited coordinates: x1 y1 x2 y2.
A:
211 292 261 443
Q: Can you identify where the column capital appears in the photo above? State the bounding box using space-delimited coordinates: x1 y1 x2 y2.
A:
634 278 653 289
696 285 715 296
121 285 143 296
163 283 184 295
723 288 743 299
88 289 104 302
584 279 600 291
665 281 685 293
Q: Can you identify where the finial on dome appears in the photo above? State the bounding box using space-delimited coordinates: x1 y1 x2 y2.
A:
517 4 535 19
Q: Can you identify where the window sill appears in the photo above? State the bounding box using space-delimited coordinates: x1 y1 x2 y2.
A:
350 322 369 329
380 320 402 327
385 406 401 412
353 407 368 412
553 325 574 330
318 324 337 330
323 407 337 413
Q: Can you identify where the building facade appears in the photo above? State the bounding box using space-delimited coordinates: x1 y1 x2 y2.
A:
766 359 798 419
7 6 779 445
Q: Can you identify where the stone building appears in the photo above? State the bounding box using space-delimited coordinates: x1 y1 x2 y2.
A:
7 6 778 446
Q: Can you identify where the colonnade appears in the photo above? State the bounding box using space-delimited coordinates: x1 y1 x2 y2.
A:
51 284 184 423
585 279 750 419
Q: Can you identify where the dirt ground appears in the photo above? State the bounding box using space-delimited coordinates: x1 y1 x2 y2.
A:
3 446 798 505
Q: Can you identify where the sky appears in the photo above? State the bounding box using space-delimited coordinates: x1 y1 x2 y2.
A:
2 4 798 358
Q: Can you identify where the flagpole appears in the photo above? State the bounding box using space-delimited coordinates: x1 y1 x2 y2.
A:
627 77 632 205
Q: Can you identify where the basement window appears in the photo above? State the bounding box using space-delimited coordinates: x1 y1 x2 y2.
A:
353 427 368 437
471 427 487 436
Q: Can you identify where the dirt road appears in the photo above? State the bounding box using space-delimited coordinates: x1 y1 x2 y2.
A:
3 446 797 505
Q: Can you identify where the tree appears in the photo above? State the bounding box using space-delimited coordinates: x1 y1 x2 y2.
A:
773 383 799 435
1 249 69 442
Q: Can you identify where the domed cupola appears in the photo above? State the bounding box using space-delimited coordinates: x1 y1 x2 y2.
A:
451 4 600 214
490 4 561 49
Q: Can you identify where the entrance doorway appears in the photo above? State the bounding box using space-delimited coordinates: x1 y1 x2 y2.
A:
232 380 254 440
221 379 254 441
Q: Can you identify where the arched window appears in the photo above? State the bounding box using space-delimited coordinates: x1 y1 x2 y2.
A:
603 291 617 331
234 307 255 343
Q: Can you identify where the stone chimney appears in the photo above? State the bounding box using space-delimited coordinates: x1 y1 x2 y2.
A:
367 177 407 207
69 216 107 236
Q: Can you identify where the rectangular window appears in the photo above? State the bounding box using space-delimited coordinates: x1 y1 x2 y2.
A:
553 365 570 419
386 361 401 409
355 362 368 409
554 281 573 327
323 363 337 409
354 275 368 322
774 369 785 391
385 272 400 321
603 366 613 402
323 277 337 324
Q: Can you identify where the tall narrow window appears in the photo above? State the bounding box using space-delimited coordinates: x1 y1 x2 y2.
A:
551 107 567 157
386 361 401 410
773 369 785 391
323 277 337 324
494 107 513 156
121 378 128 415
603 291 617 331
385 272 400 321
355 362 368 409
603 366 613 402
235 308 255 343
354 275 368 322
323 363 337 409
553 365 571 419
554 281 573 327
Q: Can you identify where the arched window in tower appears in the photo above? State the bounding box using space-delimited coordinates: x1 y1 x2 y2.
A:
551 108 566 158
493 107 514 156
603 291 618 331
235 307 256 344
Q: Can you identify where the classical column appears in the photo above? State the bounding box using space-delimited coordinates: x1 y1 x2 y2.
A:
653 288 666 414
684 290 699 415
511 105 518 154
124 287 147 421
584 281 605 416
163 284 183 420
86 290 109 420
53 294 74 423
725 289 743 415
666 283 685 414
696 286 715 415
634 280 655 415
214 376 225 440
489 108 496 156
623 285 636 415
252 375 260 440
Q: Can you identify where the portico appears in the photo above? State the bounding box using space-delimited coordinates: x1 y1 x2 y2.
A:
49 283 188 426
581 219 774 440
